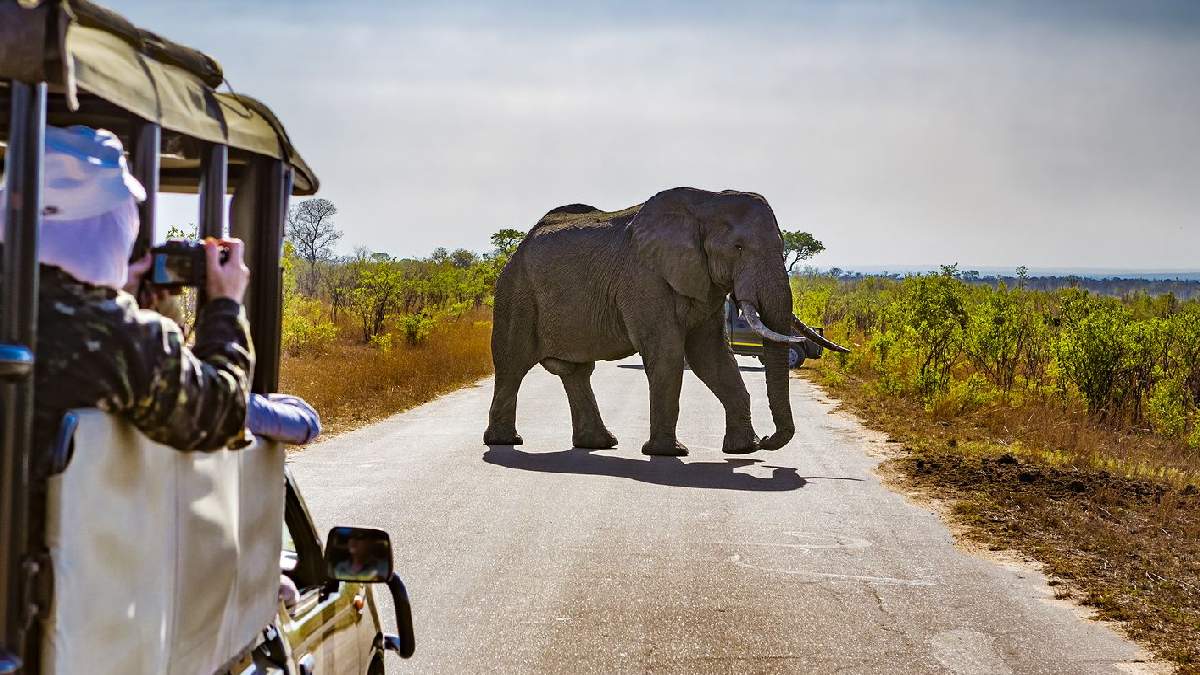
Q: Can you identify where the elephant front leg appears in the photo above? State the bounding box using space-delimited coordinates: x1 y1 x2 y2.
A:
639 340 689 457
685 318 759 454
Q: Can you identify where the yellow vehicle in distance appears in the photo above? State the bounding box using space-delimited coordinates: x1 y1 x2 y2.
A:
0 1 413 673
724 297 825 369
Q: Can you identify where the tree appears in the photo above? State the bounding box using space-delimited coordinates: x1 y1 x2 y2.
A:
490 228 525 258
286 198 342 294
318 258 360 324
780 230 825 273
449 248 478 269
349 260 405 342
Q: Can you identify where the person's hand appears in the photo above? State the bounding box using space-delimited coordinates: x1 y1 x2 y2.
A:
124 252 171 309
124 252 152 296
205 237 250 303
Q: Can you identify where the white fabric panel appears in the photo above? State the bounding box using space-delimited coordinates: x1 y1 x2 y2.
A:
41 409 285 675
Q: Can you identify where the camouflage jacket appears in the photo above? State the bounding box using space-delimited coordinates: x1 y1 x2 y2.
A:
32 264 254 466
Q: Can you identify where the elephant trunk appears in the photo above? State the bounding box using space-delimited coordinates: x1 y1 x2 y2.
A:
744 282 796 450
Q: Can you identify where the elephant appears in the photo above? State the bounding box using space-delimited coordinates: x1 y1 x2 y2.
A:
483 187 848 457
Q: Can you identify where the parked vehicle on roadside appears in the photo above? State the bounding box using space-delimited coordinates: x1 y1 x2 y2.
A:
724 297 825 369
1 2 413 673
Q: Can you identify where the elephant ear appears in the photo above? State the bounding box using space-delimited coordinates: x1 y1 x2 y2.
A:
631 188 713 301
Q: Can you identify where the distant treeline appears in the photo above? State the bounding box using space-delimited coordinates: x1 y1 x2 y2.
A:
803 268 1200 301
976 276 1200 301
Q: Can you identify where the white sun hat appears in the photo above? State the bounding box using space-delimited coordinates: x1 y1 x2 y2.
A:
0 125 147 289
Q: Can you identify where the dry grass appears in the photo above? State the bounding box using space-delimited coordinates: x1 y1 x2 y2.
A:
804 362 1200 671
280 309 494 437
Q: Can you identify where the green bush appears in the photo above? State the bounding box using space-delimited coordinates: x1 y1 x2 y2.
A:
901 271 968 396
1054 303 1128 416
792 268 1200 441
966 285 1045 392
1147 377 1190 437
399 312 436 346
369 332 394 353
282 295 338 356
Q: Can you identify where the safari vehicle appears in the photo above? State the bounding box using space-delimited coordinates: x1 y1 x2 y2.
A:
0 1 413 673
724 296 824 369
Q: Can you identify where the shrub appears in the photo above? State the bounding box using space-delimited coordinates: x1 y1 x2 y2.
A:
1170 306 1200 407
1147 377 1189 437
281 294 337 356
901 271 968 396
966 285 1046 392
399 311 436 346
369 332 394 353
928 373 994 420
791 271 1200 440
1055 304 1129 418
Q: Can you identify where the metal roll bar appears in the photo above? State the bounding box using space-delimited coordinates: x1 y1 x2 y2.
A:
199 141 227 241
0 81 292 672
0 79 46 675
128 121 160 259
247 158 290 394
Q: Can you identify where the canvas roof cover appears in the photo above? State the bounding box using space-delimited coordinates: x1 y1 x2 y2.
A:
0 0 318 194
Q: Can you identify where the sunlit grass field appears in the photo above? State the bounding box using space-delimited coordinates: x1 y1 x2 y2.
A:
280 309 493 437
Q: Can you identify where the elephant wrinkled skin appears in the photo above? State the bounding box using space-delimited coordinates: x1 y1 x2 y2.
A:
484 187 841 457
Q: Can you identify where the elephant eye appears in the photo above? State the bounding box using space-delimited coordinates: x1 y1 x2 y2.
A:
734 244 744 251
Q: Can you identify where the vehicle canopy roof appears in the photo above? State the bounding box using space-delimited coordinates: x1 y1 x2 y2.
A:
0 0 318 194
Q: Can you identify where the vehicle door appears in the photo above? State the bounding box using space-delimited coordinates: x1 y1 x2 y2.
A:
725 298 762 355
279 477 371 674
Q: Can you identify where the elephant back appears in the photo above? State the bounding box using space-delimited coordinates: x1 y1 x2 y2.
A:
527 203 642 238
545 203 600 217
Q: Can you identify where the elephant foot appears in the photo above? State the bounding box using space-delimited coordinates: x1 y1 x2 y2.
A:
759 429 794 451
574 427 618 449
722 430 761 455
484 427 523 446
641 438 689 457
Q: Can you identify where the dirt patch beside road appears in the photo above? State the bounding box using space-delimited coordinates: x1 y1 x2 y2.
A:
801 371 1200 672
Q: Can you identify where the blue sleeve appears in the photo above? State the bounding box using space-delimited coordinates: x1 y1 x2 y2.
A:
247 393 322 445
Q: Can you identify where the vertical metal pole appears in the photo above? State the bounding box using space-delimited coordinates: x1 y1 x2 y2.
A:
0 80 46 674
196 142 227 308
128 121 160 259
250 160 290 394
198 141 227 240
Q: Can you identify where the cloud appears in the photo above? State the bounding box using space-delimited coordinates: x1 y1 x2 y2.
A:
114 0 1200 269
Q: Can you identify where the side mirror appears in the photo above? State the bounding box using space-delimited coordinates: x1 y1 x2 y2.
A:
324 526 393 583
324 526 416 659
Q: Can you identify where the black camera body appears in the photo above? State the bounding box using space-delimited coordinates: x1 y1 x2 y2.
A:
149 240 226 289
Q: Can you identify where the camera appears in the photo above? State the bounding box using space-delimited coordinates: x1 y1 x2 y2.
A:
149 240 227 289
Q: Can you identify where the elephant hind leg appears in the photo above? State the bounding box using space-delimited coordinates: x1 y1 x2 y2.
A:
543 359 617 449
485 365 531 445
486 274 538 446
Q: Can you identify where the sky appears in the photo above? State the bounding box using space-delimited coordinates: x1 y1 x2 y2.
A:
106 0 1200 271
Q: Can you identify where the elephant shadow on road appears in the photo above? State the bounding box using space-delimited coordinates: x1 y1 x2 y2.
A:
482 445 807 492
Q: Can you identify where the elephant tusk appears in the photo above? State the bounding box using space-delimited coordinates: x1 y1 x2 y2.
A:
792 314 851 353
740 302 805 344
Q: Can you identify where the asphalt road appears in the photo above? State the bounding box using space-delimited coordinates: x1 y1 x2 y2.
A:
289 356 1156 674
